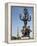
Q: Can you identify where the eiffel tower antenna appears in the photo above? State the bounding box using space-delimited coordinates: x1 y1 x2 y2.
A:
17 27 19 38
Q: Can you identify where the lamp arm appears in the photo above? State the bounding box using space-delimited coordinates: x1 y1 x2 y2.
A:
28 16 31 21
19 14 24 21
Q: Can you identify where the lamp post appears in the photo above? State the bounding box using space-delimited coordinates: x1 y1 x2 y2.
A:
19 8 31 38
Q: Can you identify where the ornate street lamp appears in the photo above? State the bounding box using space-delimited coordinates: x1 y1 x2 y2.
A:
19 8 32 38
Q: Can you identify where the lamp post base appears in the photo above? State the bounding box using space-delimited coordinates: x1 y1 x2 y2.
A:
21 37 29 40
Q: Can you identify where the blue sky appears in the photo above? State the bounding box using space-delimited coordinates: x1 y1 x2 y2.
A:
11 6 33 37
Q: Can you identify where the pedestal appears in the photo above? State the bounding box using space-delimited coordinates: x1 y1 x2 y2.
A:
21 37 29 40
